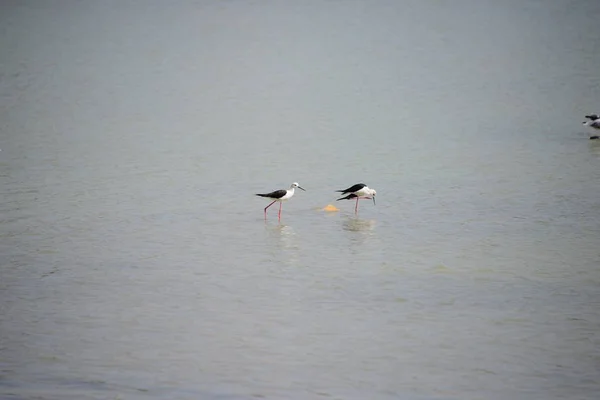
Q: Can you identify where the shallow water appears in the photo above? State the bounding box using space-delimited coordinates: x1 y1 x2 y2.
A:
1 1 599 399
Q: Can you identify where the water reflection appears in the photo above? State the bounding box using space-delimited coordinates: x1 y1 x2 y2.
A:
588 140 600 157
341 217 378 259
265 223 299 266
342 217 376 233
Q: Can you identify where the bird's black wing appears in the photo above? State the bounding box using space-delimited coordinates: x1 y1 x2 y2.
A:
336 193 358 201
585 114 599 121
335 183 366 194
256 189 286 199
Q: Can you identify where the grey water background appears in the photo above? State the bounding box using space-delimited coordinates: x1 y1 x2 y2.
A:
1 1 599 399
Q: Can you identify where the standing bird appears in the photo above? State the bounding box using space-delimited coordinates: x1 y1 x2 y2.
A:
335 183 376 214
256 182 305 221
583 114 600 139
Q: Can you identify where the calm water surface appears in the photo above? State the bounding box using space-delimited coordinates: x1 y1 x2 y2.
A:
1 1 599 399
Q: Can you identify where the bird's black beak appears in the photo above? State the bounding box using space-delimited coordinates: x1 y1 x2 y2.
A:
372 196 376 205
298 186 306 191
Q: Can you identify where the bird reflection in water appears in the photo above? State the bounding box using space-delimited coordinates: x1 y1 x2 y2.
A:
265 224 299 266
342 217 377 252
343 217 376 232
588 139 600 158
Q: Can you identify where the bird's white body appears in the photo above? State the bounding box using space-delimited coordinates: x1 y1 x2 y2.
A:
584 119 600 130
355 186 376 198
277 187 296 201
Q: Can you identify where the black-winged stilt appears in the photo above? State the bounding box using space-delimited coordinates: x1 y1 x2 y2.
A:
256 182 305 221
335 183 376 214
583 114 600 139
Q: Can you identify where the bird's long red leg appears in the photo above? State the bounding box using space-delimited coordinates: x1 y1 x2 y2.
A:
278 202 282 221
264 200 276 219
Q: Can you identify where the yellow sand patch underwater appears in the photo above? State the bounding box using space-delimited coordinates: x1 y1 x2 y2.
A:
323 204 339 212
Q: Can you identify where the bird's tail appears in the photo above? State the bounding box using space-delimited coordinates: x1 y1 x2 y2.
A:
255 193 270 198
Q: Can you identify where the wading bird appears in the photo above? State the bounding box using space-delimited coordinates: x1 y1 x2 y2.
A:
335 183 376 214
583 114 600 139
256 182 305 221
